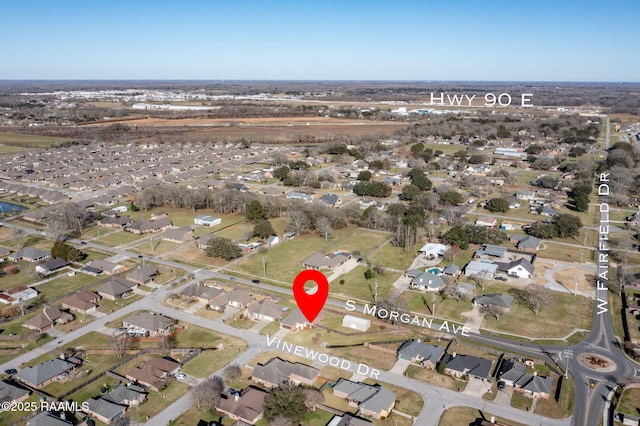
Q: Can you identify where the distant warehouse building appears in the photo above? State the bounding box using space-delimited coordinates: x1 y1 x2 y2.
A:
342 315 370 332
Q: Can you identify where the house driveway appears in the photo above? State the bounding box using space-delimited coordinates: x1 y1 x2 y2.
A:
493 385 514 406
461 305 485 333
389 358 411 375
462 376 491 397
248 319 271 334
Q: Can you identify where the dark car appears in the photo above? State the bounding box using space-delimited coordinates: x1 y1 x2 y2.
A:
4 369 17 375
80 241 88 245
229 277 237 281
498 381 505 391
251 279 261 284
496 276 508 282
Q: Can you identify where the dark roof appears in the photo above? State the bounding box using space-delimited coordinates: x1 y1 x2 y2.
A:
397 340 444 363
0 380 30 403
333 379 395 414
480 244 507 257
252 357 320 386
516 374 553 394
516 235 541 249
16 359 75 387
474 293 514 309
39 258 69 271
443 264 460 274
443 354 493 379
85 397 126 421
320 194 341 205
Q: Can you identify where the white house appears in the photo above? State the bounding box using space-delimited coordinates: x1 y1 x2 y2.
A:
504 258 535 279
418 243 449 259
464 261 498 279
194 215 222 227
342 315 370 331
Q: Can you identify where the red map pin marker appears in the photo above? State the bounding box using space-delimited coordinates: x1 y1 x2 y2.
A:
293 269 329 323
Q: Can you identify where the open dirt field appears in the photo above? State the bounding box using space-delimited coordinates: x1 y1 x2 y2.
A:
534 258 596 292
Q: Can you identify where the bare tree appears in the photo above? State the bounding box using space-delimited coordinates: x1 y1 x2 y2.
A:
223 363 242 380
111 335 134 358
191 375 225 411
316 216 332 241
241 224 253 242
11 227 27 248
524 284 553 315
481 305 504 321
286 209 312 235
302 387 324 412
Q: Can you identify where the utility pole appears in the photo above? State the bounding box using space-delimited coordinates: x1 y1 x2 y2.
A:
580 231 588 264
374 279 378 303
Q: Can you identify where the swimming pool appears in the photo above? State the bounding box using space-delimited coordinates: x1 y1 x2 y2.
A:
427 268 441 274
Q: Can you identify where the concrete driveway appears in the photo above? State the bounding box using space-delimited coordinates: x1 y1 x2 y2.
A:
462 376 492 397
461 305 485 333
493 385 514 406
389 358 412 375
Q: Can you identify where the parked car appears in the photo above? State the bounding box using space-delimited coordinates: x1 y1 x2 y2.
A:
251 279 261 284
229 276 237 281
175 373 186 380
498 381 505 391
496 276 508 282
4 369 17 375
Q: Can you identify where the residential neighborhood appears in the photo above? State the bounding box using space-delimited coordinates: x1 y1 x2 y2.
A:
0 80 638 426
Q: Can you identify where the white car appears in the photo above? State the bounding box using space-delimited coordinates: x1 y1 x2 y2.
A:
175 373 186 380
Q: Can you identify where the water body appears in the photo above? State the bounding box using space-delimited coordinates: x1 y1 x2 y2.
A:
0 201 27 213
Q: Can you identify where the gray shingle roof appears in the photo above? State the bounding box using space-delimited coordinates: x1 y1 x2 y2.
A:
474 293 514 309
252 357 320 386
443 354 493 379
16 359 75 387
397 340 444 364
85 397 126 420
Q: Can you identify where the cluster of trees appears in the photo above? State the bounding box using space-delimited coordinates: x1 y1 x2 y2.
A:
485 198 510 213
442 225 507 250
51 240 86 262
353 181 391 197
205 237 242 260
526 213 583 239
263 382 324 425
605 142 640 206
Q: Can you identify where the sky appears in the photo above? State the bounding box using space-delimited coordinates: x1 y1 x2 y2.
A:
2 0 639 82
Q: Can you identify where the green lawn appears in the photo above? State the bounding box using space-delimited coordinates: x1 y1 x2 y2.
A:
480 281 593 338
535 374 575 418
284 326 413 371
130 380 189 423
0 394 41 425
617 387 640 417
37 272 102 301
405 364 461 392
235 226 356 283
41 354 122 397
362 378 424 417
332 266 400 302
369 241 420 270
402 290 473 323
0 132 66 151
438 407 527 426
326 229 390 258
97 230 146 246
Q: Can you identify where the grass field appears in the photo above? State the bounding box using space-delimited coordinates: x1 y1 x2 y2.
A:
438 406 527 426
368 241 419 270
480 282 593 338
234 227 355 283
617 387 640 417
332 266 400 302
36 272 102 300
402 290 473 323
283 326 413 371
535 374 575 418
405 364 462 391
0 132 67 153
